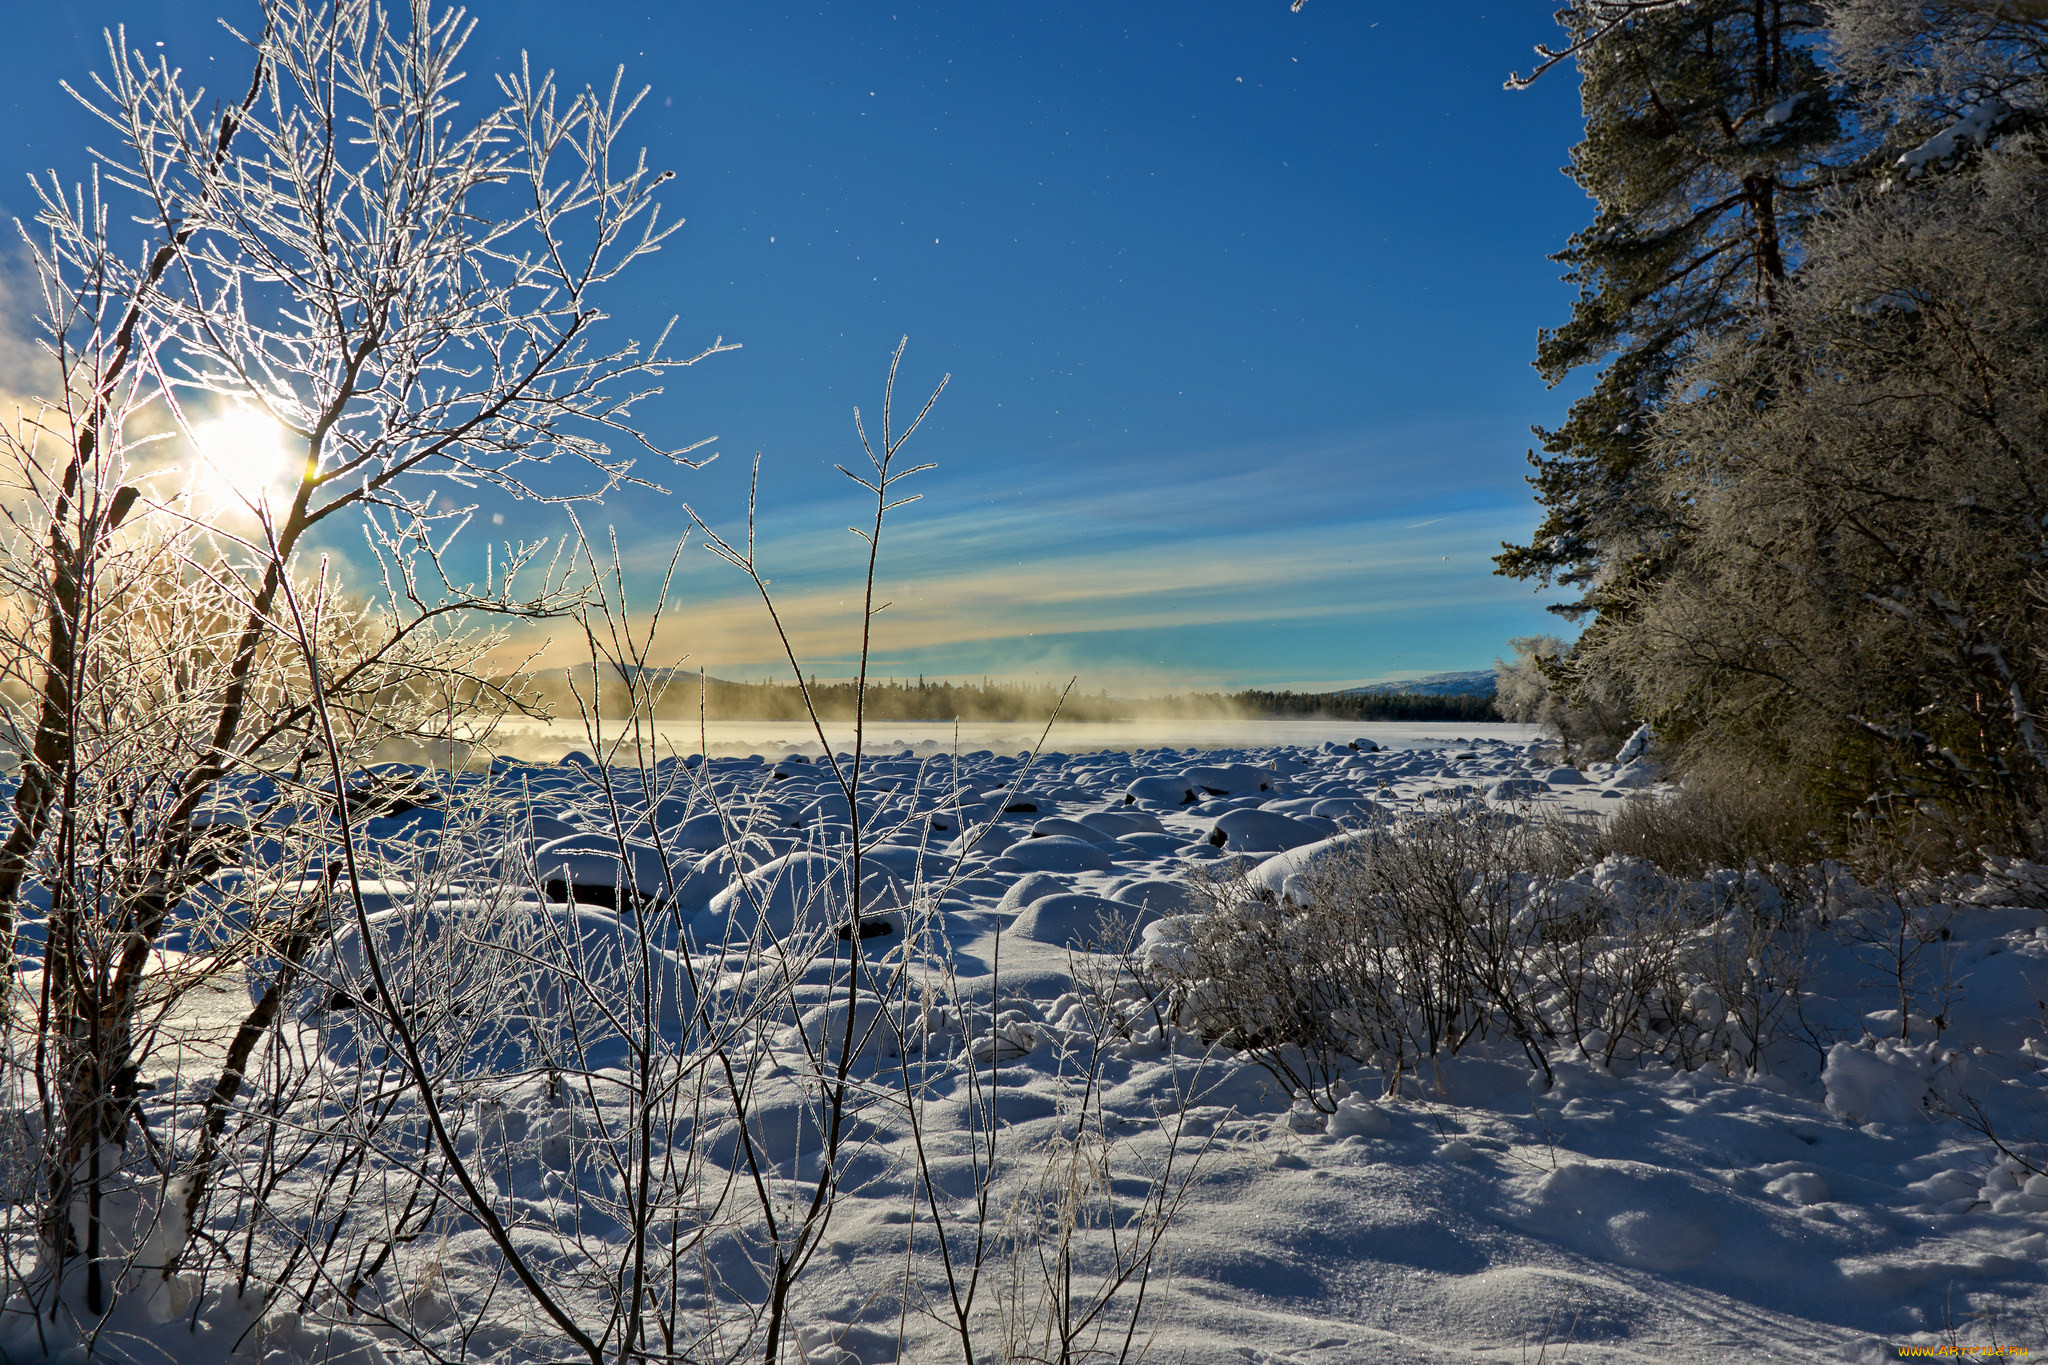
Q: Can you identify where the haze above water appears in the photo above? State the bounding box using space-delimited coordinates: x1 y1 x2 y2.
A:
483 718 1544 763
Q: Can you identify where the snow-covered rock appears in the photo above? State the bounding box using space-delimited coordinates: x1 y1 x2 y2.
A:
1205 808 1323 853
1244 829 1378 904
1183 763 1275 796
991 834 1115 873
1013 892 1158 950
1028 815 1114 843
704 850 842 942
1125 774 1198 806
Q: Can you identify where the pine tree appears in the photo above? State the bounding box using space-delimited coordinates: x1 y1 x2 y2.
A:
1496 1 1846 619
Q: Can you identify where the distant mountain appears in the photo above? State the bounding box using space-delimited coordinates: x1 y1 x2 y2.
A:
1338 669 1497 698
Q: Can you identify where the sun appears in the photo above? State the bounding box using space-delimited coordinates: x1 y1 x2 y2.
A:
191 407 292 506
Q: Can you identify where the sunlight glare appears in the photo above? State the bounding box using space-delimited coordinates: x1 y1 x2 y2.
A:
192 407 291 507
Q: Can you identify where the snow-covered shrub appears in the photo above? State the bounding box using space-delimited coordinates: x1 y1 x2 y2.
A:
0 0 720 1341
208 344 1214 1364
1152 803 1828 1107
1597 771 1823 879
1156 807 1584 1105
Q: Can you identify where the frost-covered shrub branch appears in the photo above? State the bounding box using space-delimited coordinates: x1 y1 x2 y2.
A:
1144 801 1834 1110
0 0 728 1340
157 343 1209 1363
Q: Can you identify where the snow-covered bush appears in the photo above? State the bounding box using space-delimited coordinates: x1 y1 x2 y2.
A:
1596 771 1823 878
0 0 718 1339
127 343 1206 1364
1149 803 1827 1108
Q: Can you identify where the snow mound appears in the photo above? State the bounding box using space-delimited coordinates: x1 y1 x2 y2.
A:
1205 808 1322 853
1821 1038 1955 1126
990 834 1115 873
1012 892 1158 950
1244 829 1378 904
1124 774 1197 806
704 849 842 941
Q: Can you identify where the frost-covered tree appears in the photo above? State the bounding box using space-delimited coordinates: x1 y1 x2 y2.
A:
1590 133 2048 844
1495 1 1847 620
1494 633 1634 761
0 0 722 1321
1830 0 2048 141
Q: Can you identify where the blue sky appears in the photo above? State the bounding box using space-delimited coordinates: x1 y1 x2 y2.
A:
3 2 1592 692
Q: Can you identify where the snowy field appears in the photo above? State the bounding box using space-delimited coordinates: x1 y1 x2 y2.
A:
14 732 2048 1363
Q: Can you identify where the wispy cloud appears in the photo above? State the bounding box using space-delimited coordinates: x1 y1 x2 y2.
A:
513 420 1551 690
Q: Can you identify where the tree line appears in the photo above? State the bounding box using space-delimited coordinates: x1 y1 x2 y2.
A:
524 672 1501 723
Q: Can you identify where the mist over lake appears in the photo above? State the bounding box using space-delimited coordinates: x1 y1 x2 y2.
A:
481 717 1545 761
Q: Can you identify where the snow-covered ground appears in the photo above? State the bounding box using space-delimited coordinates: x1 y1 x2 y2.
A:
13 733 2048 1362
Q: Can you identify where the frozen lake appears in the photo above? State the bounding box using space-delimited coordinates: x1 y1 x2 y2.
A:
480 716 1545 762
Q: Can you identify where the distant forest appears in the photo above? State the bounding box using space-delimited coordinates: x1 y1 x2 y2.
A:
1228 689 1500 723
524 673 1503 724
